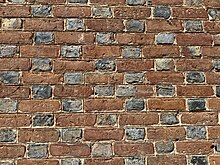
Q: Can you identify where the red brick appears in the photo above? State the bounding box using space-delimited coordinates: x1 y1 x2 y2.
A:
209 156 220 165
204 21 220 33
54 85 93 98
90 0 125 5
85 19 124 32
0 114 31 128
176 141 213 154
56 114 96 127
116 33 154 45
147 20 183 32
148 98 186 111
0 6 30 17
18 100 61 112
176 34 213 46
55 32 94 44
181 112 218 125
177 86 214 97
84 128 124 141
173 8 208 19
119 113 159 126
152 0 183 5
50 144 90 157
84 158 124 165
114 7 151 19
146 72 184 84
0 58 30 71
20 45 60 58
208 126 220 139
147 127 186 140
18 128 59 143
206 72 220 84
84 99 124 112
135 85 154 97
176 59 213 71
17 159 59 165
202 46 220 58
53 6 91 17
0 32 32 44
148 156 187 165
23 18 64 31
143 46 180 58
116 60 153 71
203 0 220 7
0 145 25 158
114 142 154 156
85 73 123 84
27 0 64 3
208 99 220 110
0 86 30 99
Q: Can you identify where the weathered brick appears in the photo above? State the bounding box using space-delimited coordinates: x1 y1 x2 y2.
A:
33 114 54 127
0 99 17 113
125 72 144 84
68 0 88 3
64 72 84 85
0 45 17 57
125 20 145 32
92 143 112 157
176 34 212 46
122 47 141 59
156 84 175 96
153 6 171 19
0 6 31 17
31 6 52 17
66 18 85 31
32 85 52 99
95 85 115 96
2 18 22 30
156 33 175 45
125 157 145 165
191 156 208 165
95 58 116 71
187 99 206 111
61 159 82 165
186 72 205 84
125 128 145 140
184 20 203 32
62 100 82 112
117 33 154 45
127 0 145 5
0 129 16 142
96 32 115 45
32 58 52 72
0 58 30 71
97 114 117 126
126 98 144 110
92 6 112 18
155 58 174 70
84 158 124 165
61 128 82 142
160 113 178 125
208 9 220 20
143 46 180 58
187 126 206 139
27 144 48 158
146 20 183 32
0 86 30 98
0 71 20 85
155 141 174 153
114 7 151 19
61 45 81 58
177 85 213 97
35 32 54 44
208 126 220 139
185 0 203 6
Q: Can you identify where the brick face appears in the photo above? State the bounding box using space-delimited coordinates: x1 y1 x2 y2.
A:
0 1 219 164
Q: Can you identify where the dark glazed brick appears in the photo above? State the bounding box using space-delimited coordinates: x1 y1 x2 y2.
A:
0 46 17 57
125 72 144 84
125 157 145 165
32 85 52 99
61 128 82 142
185 0 203 6
61 159 82 165
61 46 81 58
32 58 52 72
117 85 136 97
62 100 82 112
33 114 54 127
153 6 171 19
68 0 88 3
156 84 175 96
160 113 178 125
185 20 203 32
32 6 52 17
187 126 206 139
64 72 84 85
186 72 205 84
125 128 145 140
35 32 54 44
208 9 220 20
92 7 112 18
213 59 220 71
216 86 220 97
0 129 16 142
122 47 141 59
28 143 48 158
126 98 144 110
0 71 20 84
95 85 115 96
97 114 117 126
155 141 174 153
191 156 208 165
96 33 115 45
0 99 17 113
126 20 145 32
188 99 206 111
95 58 116 71
127 0 145 6
66 19 85 31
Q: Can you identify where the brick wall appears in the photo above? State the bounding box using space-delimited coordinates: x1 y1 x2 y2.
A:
0 0 220 164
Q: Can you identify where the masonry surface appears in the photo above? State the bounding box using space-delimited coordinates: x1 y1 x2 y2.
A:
0 0 220 165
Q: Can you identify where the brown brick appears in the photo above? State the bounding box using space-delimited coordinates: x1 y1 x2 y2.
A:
176 59 213 71
147 127 186 140
83 45 121 59
203 0 220 7
116 60 153 71
84 99 124 112
114 142 154 156
18 100 61 112
0 86 30 99
148 98 186 111
20 45 60 58
0 145 25 158
0 114 31 128
135 85 154 98
18 128 59 143
177 86 214 97
0 58 30 71
84 128 124 141
85 19 124 32
17 159 59 165
84 158 124 165
0 6 30 17
23 18 64 31
143 46 180 58
53 6 91 17
204 21 220 33
206 72 220 84
208 99 220 110
0 32 32 44
202 46 220 58
181 112 218 125
209 156 220 165
22 73 63 84
56 114 96 127
147 20 183 32
152 0 183 5
146 72 184 84
176 34 213 46
90 0 125 5
55 32 94 44
119 113 159 126
50 144 90 157
173 8 208 19
148 156 186 165
114 7 151 19
176 141 213 154
208 126 220 139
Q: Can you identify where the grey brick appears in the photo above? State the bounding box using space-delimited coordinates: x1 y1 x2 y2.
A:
116 85 136 97
97 114 117 126
154 6 171 19
28 143 48 158
185 20 203 32
185 0 203 6
125 157 145 165
187 126 206 139
0 99 17 113
214 59 220 71
126 20 145 32
32 6 52 17
0 129 16 142
35 32 54 44
95 85 114 96
188 99 206 111
8 0 25 3
92 7 112 18
66 19 85 31
2 18 22 30
126 98 144 110
155 58 174 71
127 0 145 6
160 113 178 125
61 45 81 58
208 9 220 21
125 128 145 140
156 84 175 96
122 47 141 59
0 161 14 165
156 33 175 45
155 141 174 153
62 100 82 112
61 159 82 165
191 156 208 165
216 142 220 152
0 45 17 57
95 58 116 71
68 0 88 3
64 72 84 85
32 85 52 99
32 58 52 72
0 71 20 84
96 33 115 45
92 143 112 157
33 114 54 127
186 72 205 84
61 128 82 143
125 72 144 84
